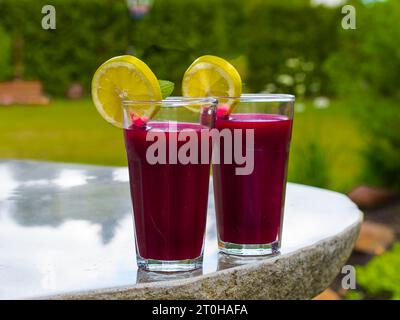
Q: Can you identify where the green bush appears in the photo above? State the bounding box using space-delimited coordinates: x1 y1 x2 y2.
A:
247 0 340 94
361 98 400 190
261 57 317 98
0 25 12 80
0 0 338 97
325 0 400 191
355 242 400 300
0 0 132 96
325 0 400 98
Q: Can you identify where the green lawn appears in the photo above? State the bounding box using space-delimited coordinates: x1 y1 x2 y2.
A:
0 100 126 166
0 99 364 193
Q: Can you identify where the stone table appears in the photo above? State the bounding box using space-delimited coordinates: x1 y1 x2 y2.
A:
0 160 362 300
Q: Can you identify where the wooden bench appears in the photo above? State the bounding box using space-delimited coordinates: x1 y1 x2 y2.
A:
0 80 50 105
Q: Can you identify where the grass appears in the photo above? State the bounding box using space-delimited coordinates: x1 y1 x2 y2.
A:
0 98 365 193
0 99 126 166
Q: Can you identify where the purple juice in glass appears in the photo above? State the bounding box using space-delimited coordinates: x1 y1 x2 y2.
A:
212 95 294 255
123 98 216 271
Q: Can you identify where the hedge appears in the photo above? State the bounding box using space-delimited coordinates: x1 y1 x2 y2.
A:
0 0 338 97
0 25 12 80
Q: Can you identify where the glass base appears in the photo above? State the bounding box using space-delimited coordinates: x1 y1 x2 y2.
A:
136 255 203 272
218 239 280 256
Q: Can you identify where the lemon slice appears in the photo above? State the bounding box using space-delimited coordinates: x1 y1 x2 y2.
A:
182 55 242 113
91 55 162 127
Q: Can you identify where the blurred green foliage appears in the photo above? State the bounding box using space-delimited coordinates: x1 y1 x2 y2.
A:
325 0 400 191
0 25 12 80
289 141 330 189
362 98 400 191
0 0 337 97
0 0 399 190
247 0 340 93
344 290 364 300
354 242 400 300
325 0 400 98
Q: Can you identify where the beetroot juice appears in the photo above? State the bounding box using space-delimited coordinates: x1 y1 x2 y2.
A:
124 122 211 266
213 113 293 255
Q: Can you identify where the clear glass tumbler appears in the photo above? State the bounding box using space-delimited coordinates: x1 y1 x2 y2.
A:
212 94 295 256
122 97 216 271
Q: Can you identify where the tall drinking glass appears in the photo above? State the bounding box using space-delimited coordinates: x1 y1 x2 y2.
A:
213 94 294 256
123 98 217 271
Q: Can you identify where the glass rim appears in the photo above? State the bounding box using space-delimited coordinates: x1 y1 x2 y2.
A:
220 93 295 103
122 94 294 108
122 97 217 108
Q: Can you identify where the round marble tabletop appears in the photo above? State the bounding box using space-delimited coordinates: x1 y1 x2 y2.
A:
0 160 363 300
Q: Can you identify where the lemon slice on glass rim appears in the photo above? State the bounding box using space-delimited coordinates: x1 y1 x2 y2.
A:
91 55 162 128
182 55 242 114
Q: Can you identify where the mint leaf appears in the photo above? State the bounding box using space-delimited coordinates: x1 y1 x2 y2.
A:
159 80 175 99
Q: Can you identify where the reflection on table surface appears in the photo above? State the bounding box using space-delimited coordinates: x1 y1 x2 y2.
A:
0 160 361 299
136 269 204 284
